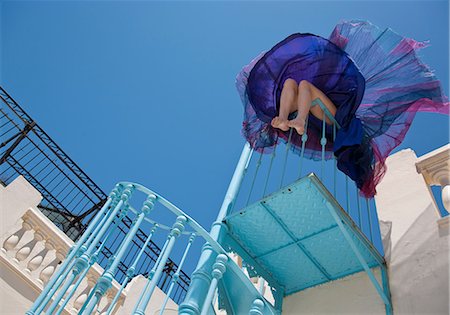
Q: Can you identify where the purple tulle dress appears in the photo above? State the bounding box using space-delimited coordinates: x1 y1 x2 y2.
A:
236 20 449 197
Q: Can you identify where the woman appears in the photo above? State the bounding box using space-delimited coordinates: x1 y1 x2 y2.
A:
236 20 448 197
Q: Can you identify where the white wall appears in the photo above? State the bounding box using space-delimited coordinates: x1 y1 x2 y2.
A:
120 275 178 315
375 149 449 315
282 268 386 315
282 147 449 315
1 176 43 314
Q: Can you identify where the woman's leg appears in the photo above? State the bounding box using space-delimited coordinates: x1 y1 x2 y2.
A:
271 78 298 131
288 80 337 134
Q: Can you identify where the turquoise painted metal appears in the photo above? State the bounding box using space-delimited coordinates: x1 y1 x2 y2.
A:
200 254 228 315
159 233 196 315
297 117 309 178
28 94 392 314
179 143 254 315
26 183 123 315
223 173 391 311
53 205 130 315
82 194 154 315
106 224 159 315
133 216 187 315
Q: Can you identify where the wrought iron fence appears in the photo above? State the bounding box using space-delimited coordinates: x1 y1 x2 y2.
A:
0 86 190 303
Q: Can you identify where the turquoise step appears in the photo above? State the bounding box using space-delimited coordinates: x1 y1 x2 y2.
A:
216 259 279 315
223 174 385 297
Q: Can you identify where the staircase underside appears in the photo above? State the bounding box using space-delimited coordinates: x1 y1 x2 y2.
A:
223 174 384 296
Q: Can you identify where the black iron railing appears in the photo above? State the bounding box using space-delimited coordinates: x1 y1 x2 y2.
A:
0 86 190 303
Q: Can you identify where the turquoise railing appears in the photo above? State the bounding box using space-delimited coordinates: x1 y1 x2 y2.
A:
231 99 384 255
180 100 389 315
27 99 388 315
27 180 269 315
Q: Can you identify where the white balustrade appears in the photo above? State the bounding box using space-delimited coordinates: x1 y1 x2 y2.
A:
1 205 127 314
416 144 450 216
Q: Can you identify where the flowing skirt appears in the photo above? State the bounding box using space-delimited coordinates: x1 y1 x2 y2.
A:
236 20 449 197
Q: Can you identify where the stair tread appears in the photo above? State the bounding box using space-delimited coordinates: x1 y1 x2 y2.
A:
223 174 383 296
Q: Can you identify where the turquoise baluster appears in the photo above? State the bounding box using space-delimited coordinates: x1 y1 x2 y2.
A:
35 253 79 314
320 110 327 181
179 143 252 315
81 194 155 315
159 233 196 315
366 198 373 242
199 254 228 315
55 206 129 315
297 117 309 179
346 176 350 213
28 184 123 315
249 299 265 315
333 123 337 196
105 224 159 315
134 215 187 315
45 185 133 315
263 143 277 197
246 150 263 206
132 233 171 314
280 128 293 188
231 148 253 212
356 186 362 228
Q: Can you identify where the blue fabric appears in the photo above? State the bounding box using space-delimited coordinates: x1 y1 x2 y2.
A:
333 118 371 187
237 20 449 197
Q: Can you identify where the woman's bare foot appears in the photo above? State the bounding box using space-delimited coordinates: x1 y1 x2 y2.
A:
271 116 289 131
288 118 305 135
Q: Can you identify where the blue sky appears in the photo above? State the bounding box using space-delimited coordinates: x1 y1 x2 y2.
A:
1 1 449 274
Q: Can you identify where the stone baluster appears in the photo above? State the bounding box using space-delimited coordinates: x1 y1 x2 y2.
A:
15 229 44 262
2 222 29 252
39 248 64 284
26 232 52 272
98 292 114 315
64 284 76 300
73 276 97 311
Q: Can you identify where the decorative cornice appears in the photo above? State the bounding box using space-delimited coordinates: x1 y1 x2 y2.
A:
416 144 450 186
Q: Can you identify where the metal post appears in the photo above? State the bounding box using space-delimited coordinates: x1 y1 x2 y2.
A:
55 206 129 315
325 201 391 308
132 235 171 314
366 198 374 242
134 216 187 315
179 143 252 315
81 194 154 315
249 299 265 315
297 117 309 179
45 186 132 315
200 254 228 315
105 224 159 315
159 233 196 315
320 112 327 181
381 265 393 315
280 128 293 188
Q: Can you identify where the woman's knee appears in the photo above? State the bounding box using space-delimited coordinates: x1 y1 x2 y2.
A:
298 80 311 91
283 78 298 92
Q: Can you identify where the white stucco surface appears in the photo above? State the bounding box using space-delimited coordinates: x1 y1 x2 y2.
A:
120 275 178 315
283 268 385 315
0 176 53 314
375 149 449 315
0 176 42 239
0 256 40 314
